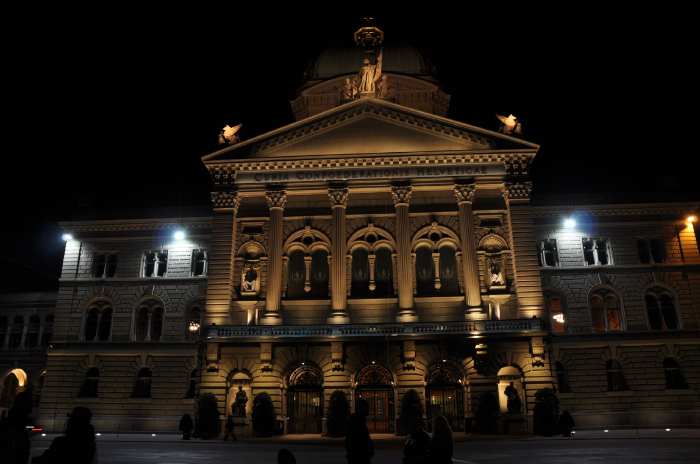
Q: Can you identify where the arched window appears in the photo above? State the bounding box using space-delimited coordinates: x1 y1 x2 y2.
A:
9 316 24 349
590 289 623 333
41 315 53 347
663 358 688 390
310 250 329 297
555 362 571 393
415 247 435 296
133 300 165 342
438 246 459 295
78 367 100 398
83 302 112 342
26 315 41 348
185 369 198 398
374 248 394 296
286 250 306 298
132 368 152 398
645 288 679 330
606 360 628 391
351 248 370 297
545 293 566 335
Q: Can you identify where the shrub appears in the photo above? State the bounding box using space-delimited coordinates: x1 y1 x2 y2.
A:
533 388 559 436
398 389 424 435
196 393 221 439
474 392 499 434
252 392 276 437
326 390 350 437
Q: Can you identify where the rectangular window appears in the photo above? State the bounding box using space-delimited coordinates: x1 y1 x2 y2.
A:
637 239 651 264
582 238 612 266
93 253 118 278
637 238 666 264
538 239 558 267
191 249 207 277
143 250 168 277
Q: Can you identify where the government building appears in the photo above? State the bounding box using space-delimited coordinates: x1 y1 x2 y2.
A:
2 23 699 434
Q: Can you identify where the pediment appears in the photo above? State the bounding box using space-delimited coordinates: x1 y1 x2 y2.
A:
204 98 537 162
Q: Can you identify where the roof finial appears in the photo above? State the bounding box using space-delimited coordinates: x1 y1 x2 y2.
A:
353 17 384 50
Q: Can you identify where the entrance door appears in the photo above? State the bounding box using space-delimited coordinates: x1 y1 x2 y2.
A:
287 388 322 434
427 386 464 431
357 389 394 433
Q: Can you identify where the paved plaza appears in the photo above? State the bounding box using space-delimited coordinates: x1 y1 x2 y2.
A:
30 431 700 464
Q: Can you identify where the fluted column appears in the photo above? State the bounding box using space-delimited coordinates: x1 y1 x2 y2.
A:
454 184 483 318
328 187 350 324
392 185 417 322
260 190 287 325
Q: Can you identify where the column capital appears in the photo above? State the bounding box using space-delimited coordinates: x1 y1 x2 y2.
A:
453 184 476 204
504 181 533 202
328 187 349 208
210 191 241 211
265 190 288 210
391 185 413 207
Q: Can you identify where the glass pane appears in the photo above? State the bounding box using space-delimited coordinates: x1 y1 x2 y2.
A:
351 248 370 297
105 255 118 277
286 251 306 298
374 248 394 296
606 309 622 331
439 247 459 295
310 250 329 297
151 308 163 341
650 239 666 263
645 295 662 330
84 309 99 341
93 255 106 278
415 247 434 295
98 308 112 341
660 294 678 330
637 239 651 264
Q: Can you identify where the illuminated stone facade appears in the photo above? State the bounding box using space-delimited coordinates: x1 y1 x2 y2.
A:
3 39 698 434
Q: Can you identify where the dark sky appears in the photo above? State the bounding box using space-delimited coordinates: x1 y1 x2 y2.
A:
2 7 698 291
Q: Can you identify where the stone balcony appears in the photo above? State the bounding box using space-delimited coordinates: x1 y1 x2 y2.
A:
206 318 544 341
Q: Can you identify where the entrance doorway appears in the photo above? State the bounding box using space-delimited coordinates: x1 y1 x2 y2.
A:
355 364 394 433
286 364 323 434
426 362 465 431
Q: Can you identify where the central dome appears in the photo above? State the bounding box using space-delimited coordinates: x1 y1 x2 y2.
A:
305 42 435 82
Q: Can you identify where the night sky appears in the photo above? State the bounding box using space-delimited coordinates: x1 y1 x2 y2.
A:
2 8 697 292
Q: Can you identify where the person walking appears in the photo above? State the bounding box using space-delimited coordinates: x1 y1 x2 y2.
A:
402 418 430 464
32 406 96 464
179 413 193 440
428 416 453 464
345 398 374 464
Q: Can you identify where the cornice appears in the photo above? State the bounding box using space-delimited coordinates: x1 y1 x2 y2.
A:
531 202 699 219
59 217 212 233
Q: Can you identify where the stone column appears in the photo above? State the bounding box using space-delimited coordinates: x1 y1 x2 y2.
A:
454 184 483 318
260 190 287 325
392 185 417 322
19 317 28 349
328 187 350 324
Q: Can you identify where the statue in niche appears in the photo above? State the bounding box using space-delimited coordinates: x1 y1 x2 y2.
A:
240 262 260 295
505 381 522 414
231 385 248 418
489 257 505 286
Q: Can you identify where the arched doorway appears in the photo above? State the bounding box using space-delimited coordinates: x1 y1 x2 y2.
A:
1 368 28 413
497 366 525 414
356 364 394 433
287 364 323 434
426 362 464 431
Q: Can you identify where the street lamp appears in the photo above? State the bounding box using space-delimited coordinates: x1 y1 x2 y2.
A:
62 233 73 241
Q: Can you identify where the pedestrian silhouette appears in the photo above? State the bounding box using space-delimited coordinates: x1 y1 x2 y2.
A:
179 413 193 440
402 417 430 464
278 448 296 464
32 406 96 464
428 416 453 464
345 398 374 464
558 410 575 437
0 389 32 464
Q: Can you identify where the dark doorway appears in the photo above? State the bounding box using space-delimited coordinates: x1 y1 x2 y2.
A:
427 386 464 431
287 388 322 434
357 388 394 433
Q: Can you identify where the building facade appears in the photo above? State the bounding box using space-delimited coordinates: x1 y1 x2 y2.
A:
3 26 699 434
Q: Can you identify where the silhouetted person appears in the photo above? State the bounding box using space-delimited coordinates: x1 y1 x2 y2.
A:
0 390 33 464
223 415 236 441
558 410 575 437
402 418 430 464
345 399 374 464
278 448 296 464
428 416 453 464
179 413 193 440
33 406 96 464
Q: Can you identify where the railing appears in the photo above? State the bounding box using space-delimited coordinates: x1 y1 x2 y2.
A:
208 319 543 340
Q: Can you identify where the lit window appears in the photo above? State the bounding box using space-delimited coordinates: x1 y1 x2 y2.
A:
537 239 558 267
546 294 566 334
143 250 168 277
590 289 623 333
645 288 679 330
191 249 207 277
583 238 612 266
93 253 118 278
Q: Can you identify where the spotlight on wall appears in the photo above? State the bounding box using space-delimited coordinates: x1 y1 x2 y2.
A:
563 218 576 229
665 428 671 432
687 215 697 224
62 233 73 241
173 230 186 241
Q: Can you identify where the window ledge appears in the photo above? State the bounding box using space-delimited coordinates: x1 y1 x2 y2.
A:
60 276 207 284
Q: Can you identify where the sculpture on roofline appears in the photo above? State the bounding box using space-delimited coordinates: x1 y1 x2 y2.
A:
218 123 242 145
496 114 522 135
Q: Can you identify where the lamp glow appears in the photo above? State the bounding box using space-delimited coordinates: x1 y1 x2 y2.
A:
188 321 200 333
62 233 73 241
665 428 671 432
173 230 186 241
563 218 576 229
687 215 697 224
553 313 565 324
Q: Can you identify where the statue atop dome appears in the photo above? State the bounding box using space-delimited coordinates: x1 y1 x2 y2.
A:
342 18 390 101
